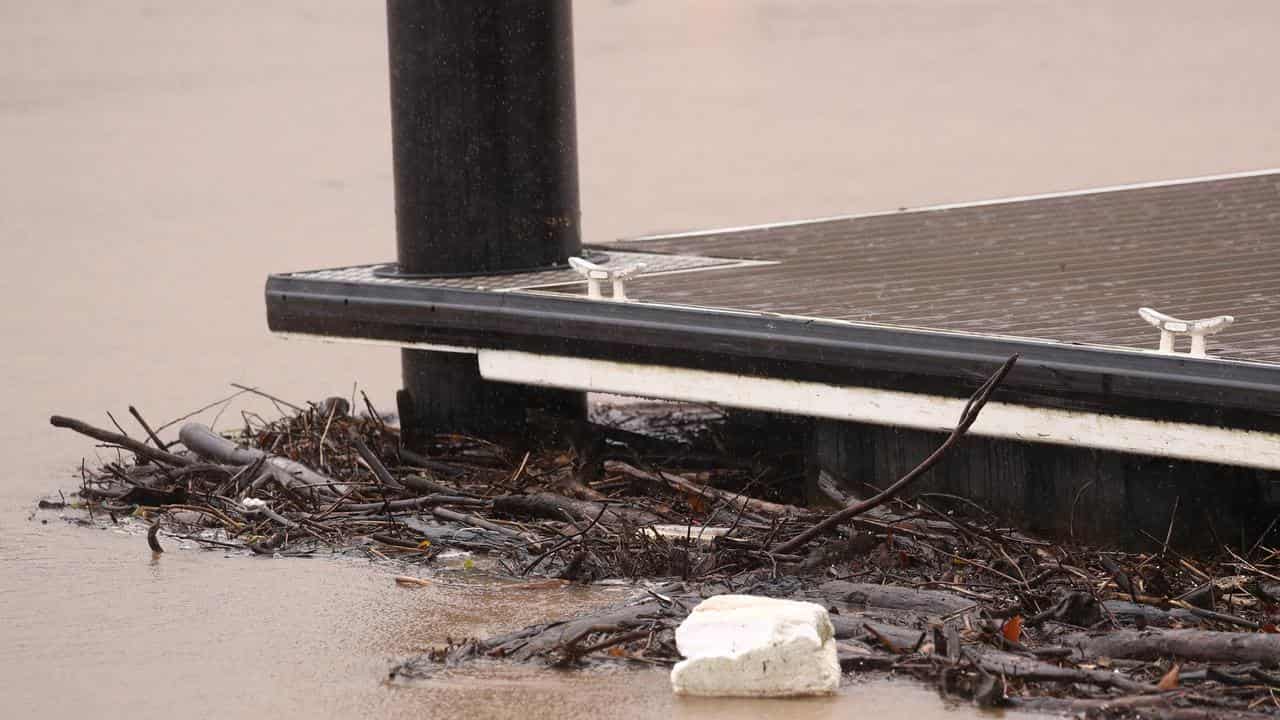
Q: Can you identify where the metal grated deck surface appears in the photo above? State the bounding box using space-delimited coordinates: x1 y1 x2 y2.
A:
278 250 762 293
621 171 1280 364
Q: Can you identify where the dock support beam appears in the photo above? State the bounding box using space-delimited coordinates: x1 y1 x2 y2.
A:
386 0 585 443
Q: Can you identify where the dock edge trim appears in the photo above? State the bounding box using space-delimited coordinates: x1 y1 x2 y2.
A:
478 349 1280 471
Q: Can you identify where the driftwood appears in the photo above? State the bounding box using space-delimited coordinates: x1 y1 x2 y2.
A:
340 433 475 497
460 599 679 663
146 521 164 552
326 495 485 513
178 423 346 496
492 492 664 527
1022 590 1101 627
771 355 1018 555
1008 695 1278 720
53 386 1280 714
840 618 925 652
50 415 193 467
1104 600 1204 628
350 434 404 490
816 580 975 616
606 461 806 517
398 447 470 479
399 518 519 552
431 507 529 543
1062 628 1280 665
403 473 475 497
976 648 1158 693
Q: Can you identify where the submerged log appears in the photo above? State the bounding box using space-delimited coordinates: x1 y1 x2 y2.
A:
1062 628 1280 665
815 580 975 616
399 517 520 552
975 648 1157 693
1007 694 1279 720
467 599 681 662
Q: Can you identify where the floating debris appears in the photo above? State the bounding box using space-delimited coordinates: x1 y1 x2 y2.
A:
45 369 1280 717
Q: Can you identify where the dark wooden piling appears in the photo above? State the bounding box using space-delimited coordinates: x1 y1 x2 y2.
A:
386 0 581 276
386 0 585 441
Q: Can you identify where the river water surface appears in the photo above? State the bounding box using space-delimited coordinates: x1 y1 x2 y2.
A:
4 2 1279 718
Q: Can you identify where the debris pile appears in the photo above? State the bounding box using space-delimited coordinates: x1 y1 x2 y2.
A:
45 366 1280 718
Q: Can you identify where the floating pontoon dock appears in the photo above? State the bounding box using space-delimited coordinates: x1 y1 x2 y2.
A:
268 169 1280 546
268 169 1280 445
267 167 1280 540
265 4 1279 547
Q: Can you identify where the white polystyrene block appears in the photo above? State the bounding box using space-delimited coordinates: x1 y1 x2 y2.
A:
670 594 841 697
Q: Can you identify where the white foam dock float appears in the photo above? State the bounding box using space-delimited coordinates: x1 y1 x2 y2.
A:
671 595 840 697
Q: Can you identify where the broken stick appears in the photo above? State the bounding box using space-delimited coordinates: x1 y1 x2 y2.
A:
771 354 1018 555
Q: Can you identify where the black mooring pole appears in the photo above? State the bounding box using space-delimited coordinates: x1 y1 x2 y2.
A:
387 1 585 445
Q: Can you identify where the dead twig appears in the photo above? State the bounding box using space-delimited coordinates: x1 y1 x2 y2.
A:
51 415 193 467
771 354 1018 555
129 405 168 450
147 520 164 553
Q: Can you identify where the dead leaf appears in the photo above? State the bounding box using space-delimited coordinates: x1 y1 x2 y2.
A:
1157 664 1180 690
606 645 627 657
1262 623 1279 634
864 623 903 654
685 493 707 514
1001 615 1023 643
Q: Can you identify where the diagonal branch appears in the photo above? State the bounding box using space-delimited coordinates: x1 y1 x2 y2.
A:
771 354 1019 556
51 415 194 467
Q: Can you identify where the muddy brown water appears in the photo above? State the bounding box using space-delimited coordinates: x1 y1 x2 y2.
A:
3 1 1278 717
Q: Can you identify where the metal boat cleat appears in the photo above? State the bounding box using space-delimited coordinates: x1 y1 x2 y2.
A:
1138 307 1234 357
568 256 646 301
